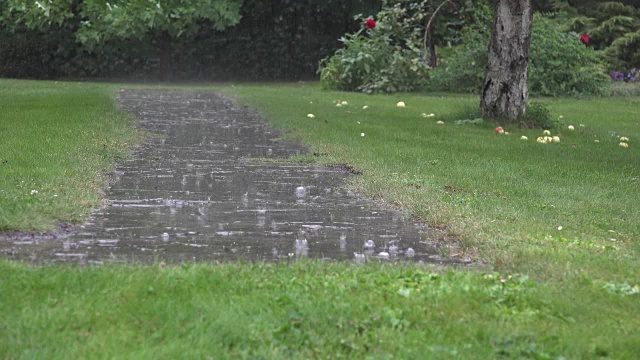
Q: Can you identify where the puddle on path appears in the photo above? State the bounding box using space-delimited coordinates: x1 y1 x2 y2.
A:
1 90 470 265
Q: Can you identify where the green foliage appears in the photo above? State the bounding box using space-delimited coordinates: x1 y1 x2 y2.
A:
319 1 431 93
529 15 611 96
596 1 637 18
566 16 597 33
0 0 381 80
520 101 555 129
4 0 242 48
2 0 242 78
318 0 497 94
430 13 611 97
426 1 492 93
605 30 640 69
590 15 639 47
554 1 640 71
427 27 489 93
3 0 76 30
609 77 640 96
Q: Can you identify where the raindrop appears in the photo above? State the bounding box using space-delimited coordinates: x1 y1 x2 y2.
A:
161 233 170 241
295 186 306 198
378 251 390 259
405 248 415 257
363 240 375 250
295 239 308 258
198 205 208 216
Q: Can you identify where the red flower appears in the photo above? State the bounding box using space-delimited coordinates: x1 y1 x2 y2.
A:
580 33 590 46
366 18 376 30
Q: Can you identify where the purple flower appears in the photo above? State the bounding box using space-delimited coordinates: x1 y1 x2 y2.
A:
610 71 624 81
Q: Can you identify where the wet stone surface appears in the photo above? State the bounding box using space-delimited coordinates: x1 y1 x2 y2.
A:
1 90 469 265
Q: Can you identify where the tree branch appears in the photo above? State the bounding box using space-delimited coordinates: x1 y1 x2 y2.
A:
422 0 453 57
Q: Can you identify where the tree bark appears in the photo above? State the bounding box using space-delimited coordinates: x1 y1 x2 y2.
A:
480 0 533 121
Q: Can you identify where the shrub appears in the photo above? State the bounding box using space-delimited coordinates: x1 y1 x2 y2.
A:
560 1 640 71
520 101 555 129
529 15 611 97
427 27 488 93
604 30 640 71
318 1 431 94
609 81 640 97
429 13 611 97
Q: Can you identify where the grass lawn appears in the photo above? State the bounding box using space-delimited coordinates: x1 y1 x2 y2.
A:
226 85 640 277
0 80 138 231
1 80 639 358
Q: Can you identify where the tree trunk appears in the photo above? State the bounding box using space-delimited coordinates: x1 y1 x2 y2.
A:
480 0 533 121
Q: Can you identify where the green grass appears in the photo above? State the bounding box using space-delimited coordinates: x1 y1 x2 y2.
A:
2 260 639 359
1 80 639 358
226 85 640 278
0 80 139 231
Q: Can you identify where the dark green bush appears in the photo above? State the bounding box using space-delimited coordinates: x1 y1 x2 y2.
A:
520 101 555 129
429 13 611 97
529 15 611 96
604 30 640 70
552 1 640 71
427 27 488 93
609 80 640 97
0 0 380 80
318 2 431 93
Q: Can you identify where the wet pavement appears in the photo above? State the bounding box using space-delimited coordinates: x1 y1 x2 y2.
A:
1 90 470 265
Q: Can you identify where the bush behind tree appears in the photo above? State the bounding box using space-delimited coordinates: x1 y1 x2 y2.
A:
318 0 495 94
430 13 611 97
556 1 640 72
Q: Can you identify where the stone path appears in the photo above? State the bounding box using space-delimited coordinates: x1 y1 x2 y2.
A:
1 90 469 265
